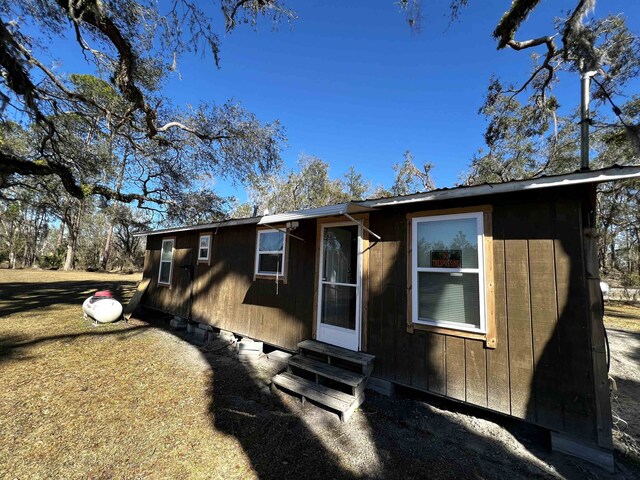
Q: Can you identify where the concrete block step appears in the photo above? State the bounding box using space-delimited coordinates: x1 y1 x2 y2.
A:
289 355 365 388
169 317 187 330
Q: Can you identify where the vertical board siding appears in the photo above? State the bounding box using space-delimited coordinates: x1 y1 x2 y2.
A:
528 239 563 430
504 239 535 421
364 188 598 444
554 197 597 442
391 220 411 386
143 186 601 445
445 336 466 401
426 333 446 395
379 215 399 381
486 238 511 414
584 225 614 449
410 333 428 390
143 221 316 351
368 234 383 369
465 339 487 407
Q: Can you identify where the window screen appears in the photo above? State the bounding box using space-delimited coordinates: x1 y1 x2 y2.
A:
158 238 174 285
255 230 285 276
198 234 211 261
412 213 485 332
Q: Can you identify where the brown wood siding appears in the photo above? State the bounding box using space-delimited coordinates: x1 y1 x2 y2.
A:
139 183 608 446
486 238 510 414
143 221 316 351
365 186 603 444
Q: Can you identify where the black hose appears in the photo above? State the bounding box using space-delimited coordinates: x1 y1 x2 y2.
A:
604 322 611 373
601 289 610 373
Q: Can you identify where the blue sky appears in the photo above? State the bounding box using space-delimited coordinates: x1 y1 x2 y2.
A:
23 0 640 200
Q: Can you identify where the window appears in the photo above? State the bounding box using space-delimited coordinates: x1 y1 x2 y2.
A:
411 212 486 334
198 233 211 262
158 238 174 286
255 229 286 277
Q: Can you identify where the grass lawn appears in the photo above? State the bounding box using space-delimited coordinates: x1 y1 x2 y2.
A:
1 269 637 479
0 270 257 479
604 301 640 332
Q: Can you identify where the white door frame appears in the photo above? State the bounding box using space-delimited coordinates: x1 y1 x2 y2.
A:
316 220 363 351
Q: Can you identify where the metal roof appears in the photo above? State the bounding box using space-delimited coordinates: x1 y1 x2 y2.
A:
257 202 375 225
136 165 640 237
359 164 640 208
135 216 259 237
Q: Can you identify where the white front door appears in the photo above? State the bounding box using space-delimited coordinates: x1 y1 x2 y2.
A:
316 221 362 351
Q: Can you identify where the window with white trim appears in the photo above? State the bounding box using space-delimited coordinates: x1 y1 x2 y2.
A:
198 233 211 262
411 212 486 333
255 229 286 276
158 238 175 286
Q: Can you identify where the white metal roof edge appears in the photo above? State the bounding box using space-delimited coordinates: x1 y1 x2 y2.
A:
257 201 375 225
359 165 640 208
134 216 260 237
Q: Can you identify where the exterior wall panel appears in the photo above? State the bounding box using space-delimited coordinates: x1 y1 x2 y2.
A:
143 221 316 351
141 184 607 446
364 186 603 444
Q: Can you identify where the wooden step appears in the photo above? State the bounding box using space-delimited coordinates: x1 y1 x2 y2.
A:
272 372 364 422
289 355 365 387
298 340 375 367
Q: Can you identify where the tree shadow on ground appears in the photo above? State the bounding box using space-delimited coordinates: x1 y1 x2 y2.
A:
2 273 620 478
0 326 150 366
141 311 605 480
0 279 138 317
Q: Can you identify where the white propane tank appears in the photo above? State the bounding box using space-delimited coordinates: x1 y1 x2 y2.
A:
82 290 123 324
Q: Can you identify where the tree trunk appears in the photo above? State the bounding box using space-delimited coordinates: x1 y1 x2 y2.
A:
22 242 29 268
57 222 65 247
63 244 75 271
610 241 617 272
9 250 16 269
63 200 83 271
100 223 114 270
100 147 127 271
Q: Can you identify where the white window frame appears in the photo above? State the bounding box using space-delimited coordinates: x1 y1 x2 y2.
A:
158 238 175 287
198 233 211 263
411 211 487 334
254 228 287 278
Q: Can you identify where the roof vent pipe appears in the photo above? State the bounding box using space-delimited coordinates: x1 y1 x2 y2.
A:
580 71 597 171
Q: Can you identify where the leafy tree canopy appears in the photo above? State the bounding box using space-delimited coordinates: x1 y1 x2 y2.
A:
452 0 640 184
0 0 289 215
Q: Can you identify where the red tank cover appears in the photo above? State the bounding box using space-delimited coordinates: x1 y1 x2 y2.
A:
94 290 113 298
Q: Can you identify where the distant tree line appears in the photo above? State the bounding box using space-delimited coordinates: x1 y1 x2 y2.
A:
235 151 435 216
0 148 436 270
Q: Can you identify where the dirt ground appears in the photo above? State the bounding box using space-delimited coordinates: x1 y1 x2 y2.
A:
605 302 640 469
0 270 639 479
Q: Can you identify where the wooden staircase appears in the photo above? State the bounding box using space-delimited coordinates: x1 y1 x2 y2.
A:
271 340 375 422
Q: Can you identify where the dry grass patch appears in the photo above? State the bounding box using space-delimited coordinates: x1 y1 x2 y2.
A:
605 301 640 332
0 270 256 479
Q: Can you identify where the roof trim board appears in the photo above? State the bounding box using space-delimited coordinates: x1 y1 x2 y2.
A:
257 202 376 225
360 165 640 208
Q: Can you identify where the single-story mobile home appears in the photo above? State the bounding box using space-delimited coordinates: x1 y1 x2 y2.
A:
139 165 640 469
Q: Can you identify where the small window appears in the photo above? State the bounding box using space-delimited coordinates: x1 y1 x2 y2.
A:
158 238 175 286
255 229 286 277
411 212 486 333
198 234 211 262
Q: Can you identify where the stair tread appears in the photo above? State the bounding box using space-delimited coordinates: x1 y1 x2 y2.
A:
298 340 375 366
289 355 365 387
272 372 357 412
